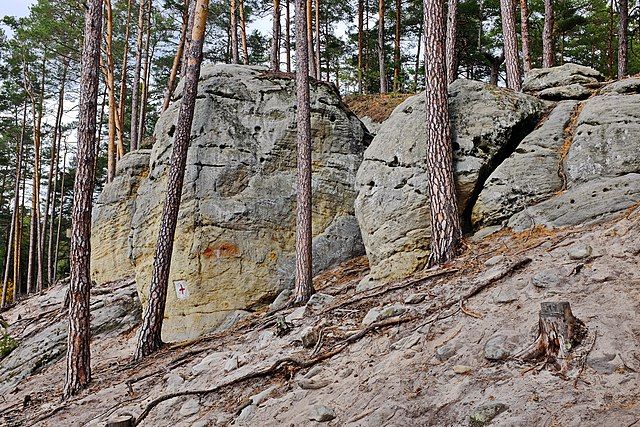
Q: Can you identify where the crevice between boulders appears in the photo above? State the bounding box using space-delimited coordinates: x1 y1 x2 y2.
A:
557 102 585 191
462 111 544 233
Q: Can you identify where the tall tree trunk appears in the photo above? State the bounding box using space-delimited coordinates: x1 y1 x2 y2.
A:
182 0 197 77
413 19 422 92
315 0 321 79
138 7 153 145
306 0 316 78
117 0 133 152
162 0 189 112
543 0 554 68
271 0 281 70
424 0 461 265
239 0 249 65
445 0 458 84
130 0 147 152
285 0 291 71
54 145 67 283
105 0 120 183
1 102 27 308
393 0 401 91
16 162 26 299
358 0 364 93
63 0 102 400
378 0 387 93
618 0 628 79
500 0 521 91
364 0 369 92
42 63 67 287
294 0 315 304
134 0 209 361
36 59 46 294
520 0 532 72
230 0 240 64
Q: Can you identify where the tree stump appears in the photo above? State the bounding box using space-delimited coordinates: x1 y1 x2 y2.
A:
516 301 586 373
105 415 134 427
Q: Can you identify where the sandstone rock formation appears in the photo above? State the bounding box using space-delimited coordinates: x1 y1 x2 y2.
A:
475 75 640 231
91 150 151 284
91 64 368 341
522 63 604 100
354 79 543 284
472 101 579 228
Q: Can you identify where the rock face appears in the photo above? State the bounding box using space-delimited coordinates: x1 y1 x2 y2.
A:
92 64 368 341
91 150 151 284
472 101 578 227
522 63 603 99
475 74 640 231
355 79 543 283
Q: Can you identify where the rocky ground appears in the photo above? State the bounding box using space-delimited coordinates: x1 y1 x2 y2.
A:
2 206 639 426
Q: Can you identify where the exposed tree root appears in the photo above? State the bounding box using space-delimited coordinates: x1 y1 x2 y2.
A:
133 257 530 425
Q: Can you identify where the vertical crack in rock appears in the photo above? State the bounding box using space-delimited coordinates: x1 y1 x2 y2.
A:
557 102 586 191
462 112 543 232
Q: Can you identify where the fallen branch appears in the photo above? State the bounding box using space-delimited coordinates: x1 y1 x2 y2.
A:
134 258 530 425
318 267 458 315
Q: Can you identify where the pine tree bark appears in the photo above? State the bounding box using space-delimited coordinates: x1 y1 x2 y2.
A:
271 0 281 71
520 0 532 72
182 0 197 77
618 0 628 79
162 0 189 112
500 0 521 91
134 0 208 361
230 0 240 64
413 19 422 92
294 0 315 304
138 8 153 144
105 0 121 182
238 0 249 65
357 0 364 93
393 0 401 91
43 63 67 286
423 0 461 266
54 145 68 283
130 0 148 151
445 0 458 84
377 0 387 93
315 0 321 79
285 0 291 71
306 0 316 78
543 0 554 68
63 0 102 400
117 0 133 151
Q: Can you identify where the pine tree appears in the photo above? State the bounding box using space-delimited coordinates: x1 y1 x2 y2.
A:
446 0 458 84
500 0 521 90
134 0 209 361
424 0 461 266
618 0 628 78
64 0 102 399
377 0 387 93
520 0 532 72
293 0 315 304
543 0 554 68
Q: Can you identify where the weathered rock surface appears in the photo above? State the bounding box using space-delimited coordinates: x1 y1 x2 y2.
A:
0 279 140 395
92 64 368 341
538 83 592 100
91 150 151 284
472 101 578 227
522 63 603 93
599 77 640 95
355 79 543 282
509 174 640 231
565 93 640 185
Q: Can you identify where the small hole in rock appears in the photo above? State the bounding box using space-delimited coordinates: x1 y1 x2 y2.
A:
168 125 176 137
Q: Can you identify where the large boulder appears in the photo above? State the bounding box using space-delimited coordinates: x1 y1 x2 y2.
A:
565 93 640 184
92 64 368 341
474 77 640 230
472 101 578 228
91 150 151 284
522 63 603 94
354 79 543 284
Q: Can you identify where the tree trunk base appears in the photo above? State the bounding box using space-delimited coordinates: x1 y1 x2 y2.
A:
516 301 586 373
